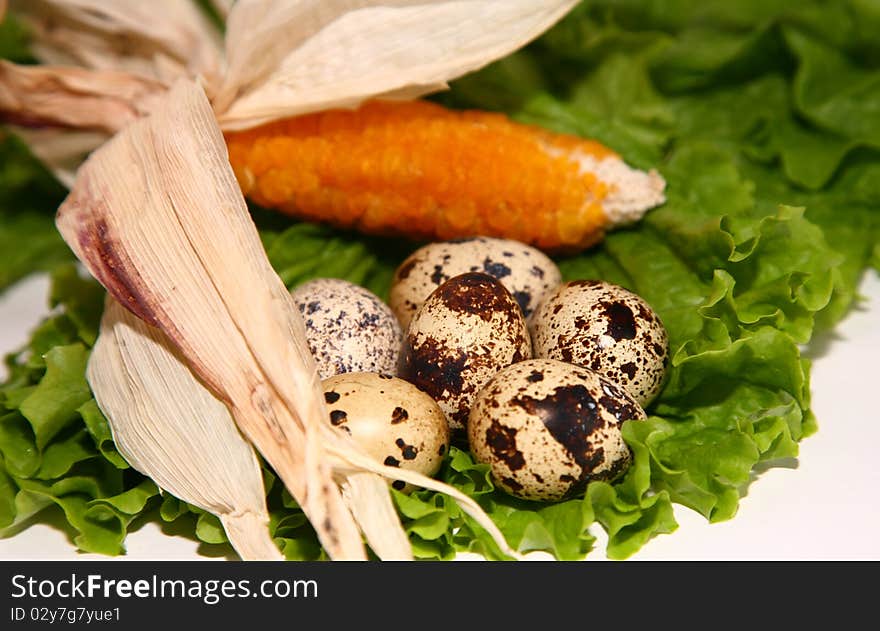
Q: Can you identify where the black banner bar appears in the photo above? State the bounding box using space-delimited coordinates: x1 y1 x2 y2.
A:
0 560 872 627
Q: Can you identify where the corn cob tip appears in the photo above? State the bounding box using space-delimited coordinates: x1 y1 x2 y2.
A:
576 153 666 228
540 139 667 230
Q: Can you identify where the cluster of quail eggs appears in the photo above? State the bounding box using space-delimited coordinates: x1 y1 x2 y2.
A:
293 236 669 502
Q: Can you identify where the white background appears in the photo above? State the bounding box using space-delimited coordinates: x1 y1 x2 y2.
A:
1 270 878 561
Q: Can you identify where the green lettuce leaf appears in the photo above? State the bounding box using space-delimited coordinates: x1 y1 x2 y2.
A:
0 13 72 288
0 137 72 293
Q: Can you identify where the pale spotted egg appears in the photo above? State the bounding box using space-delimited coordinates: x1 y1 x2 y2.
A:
529 280 669 407
398 272 532 433
467 358 646 502
292 278 402 379
321 372 450 493
390 237 562 330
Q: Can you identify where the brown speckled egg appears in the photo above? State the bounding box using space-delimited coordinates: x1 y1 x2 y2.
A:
530 280 669 407
390 237 562 330
468 358 646 502
322 372 450 493
398 272 532 433
292 278 402 379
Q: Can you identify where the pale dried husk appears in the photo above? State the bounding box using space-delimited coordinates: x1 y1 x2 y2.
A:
214 0 579 129
0 61 166 131
3 0 223 181
57 78 365 560
9 128 106 188
56 79 520 561
4 0 578 133
89 298 282 561
10 0 223 87
340 473 412 561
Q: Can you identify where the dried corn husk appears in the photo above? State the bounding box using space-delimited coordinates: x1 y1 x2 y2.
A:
2 0 222 181
213 0 579 129
56 79 520 561
10 0 223 86
340 473 412 561
5 0 577 133
9 128 106 188
56 79 366 560
89 298 282 561
0 61 165 131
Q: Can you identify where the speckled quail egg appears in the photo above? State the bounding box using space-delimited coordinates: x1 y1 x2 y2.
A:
291 278 402 379
390 237 562 330
398 272 532 433
530 280 669 407
322 372 450 493
468 358 646 502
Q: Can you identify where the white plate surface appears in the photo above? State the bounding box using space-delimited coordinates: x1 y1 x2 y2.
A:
1 270 878 561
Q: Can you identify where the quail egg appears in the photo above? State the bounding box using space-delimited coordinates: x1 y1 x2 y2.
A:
292 277 402 379
468 358 646 502
390 237 562 329
322 372 450 493
398 272 532 433
530 280 669 406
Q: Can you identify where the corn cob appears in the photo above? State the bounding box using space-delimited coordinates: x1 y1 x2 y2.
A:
226 100 666 253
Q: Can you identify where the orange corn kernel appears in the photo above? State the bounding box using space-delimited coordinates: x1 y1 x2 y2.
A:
225 99 665 253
